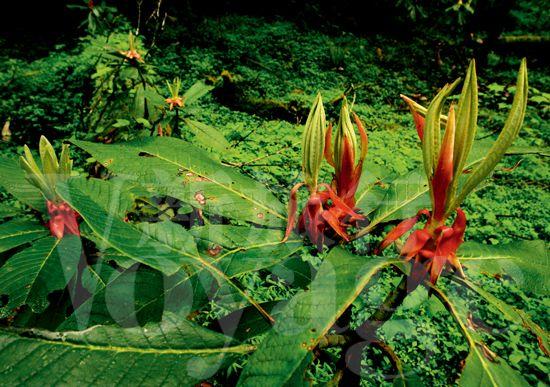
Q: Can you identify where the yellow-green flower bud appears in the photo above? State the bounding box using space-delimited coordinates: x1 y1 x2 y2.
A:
19 136 73 202
301 93 326 191
333 99 357 175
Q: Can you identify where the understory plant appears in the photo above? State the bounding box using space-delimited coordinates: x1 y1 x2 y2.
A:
377 59 528 291
20 136 80 239
85 33 225 146
283 94 367 250
0 59 547 387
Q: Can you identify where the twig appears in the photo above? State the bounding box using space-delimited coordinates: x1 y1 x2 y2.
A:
335 275 409 385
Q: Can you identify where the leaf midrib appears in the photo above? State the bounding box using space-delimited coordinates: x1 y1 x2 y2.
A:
2 332 255 355
25 238 61 305
149 152 285 220
0 228 46 241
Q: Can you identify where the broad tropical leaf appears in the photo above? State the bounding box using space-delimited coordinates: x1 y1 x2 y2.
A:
0 157 45 211
432 286 529 387
66 177 138 218
183 79 216 105
71 137 286 226
458 240 549 295
237 248 396 386
0 219 48 254
56 178 201 275
57 178 273 321
59 266 165 330
190 225 302 277
184 119 231 153
0 313 254 385
0 235 82 318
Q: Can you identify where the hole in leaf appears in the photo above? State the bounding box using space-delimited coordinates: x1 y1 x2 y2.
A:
0 294 9 308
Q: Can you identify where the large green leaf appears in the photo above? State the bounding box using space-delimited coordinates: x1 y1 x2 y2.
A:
59 266 166 330
0 219 48 254
184 118 231 154
57 178 199 276
0 157 45 211
0 313 254 385
58 179 272 321
432 286 529 387
369 167 429 225
190 225 302 277
237 248 396 386
0 235 82 318
183 79 216 105
458 240 549 296
354 162 394 216
71 137 286 226
354 167 429 239
66 177 138 218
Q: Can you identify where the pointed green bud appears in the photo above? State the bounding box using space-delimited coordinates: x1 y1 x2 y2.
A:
333 99 358 175
59 144 73 179
40 136 60 189
20 137 73 202
447 59 528 214
302 93 326 190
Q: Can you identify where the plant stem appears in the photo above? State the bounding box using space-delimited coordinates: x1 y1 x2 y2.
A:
336 274 409 385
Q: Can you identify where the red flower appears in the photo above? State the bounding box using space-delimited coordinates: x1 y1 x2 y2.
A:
46 201 80 239
165 96 184 110
283 99 367 251
284 183 363 251
379 208 466 291
378 104 465 289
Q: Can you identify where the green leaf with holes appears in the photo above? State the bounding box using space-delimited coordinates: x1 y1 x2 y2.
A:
57 178 271 321
56 178 200 276
71 137 286 227
184 119 231 154
190 224 302 277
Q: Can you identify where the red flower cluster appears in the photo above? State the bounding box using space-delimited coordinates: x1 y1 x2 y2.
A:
378 208 466 291
165 96 184 110
46 201 80 240
283 102 368 251
378 103 466 289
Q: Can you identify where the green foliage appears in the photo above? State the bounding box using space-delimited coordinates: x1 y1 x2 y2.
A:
0 6 548 387
0 313 254 385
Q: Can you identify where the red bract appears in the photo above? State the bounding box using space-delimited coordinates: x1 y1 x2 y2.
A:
401 94 425 141
283 97 368 251
283 183 363 251
378 208 466 290
325 113 368 208
46 201 80 239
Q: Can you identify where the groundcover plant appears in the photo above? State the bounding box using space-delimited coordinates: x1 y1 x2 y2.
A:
0 46 547 386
